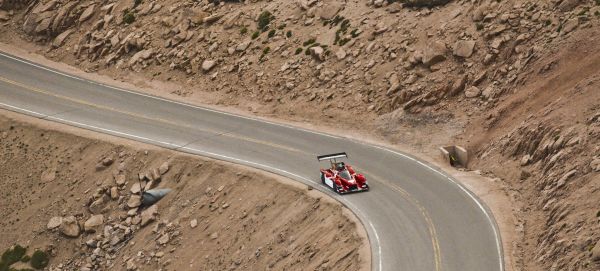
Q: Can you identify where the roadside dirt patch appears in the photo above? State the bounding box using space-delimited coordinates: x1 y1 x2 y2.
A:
0 113 368 271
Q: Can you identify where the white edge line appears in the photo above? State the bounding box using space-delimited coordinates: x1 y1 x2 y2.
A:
0 52 339 139
0 103 384 271
1 51 504 271
371 145 505 271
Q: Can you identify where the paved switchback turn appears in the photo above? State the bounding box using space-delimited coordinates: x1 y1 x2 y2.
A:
0 52 503 271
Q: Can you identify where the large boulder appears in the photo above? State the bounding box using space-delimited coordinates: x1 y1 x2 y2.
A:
558 0 582 11
84 214 104 233
59 216 80 237
422 41 447 66
453 40 476 58
318 2 343 20
47 216 63 230
140 204 158 227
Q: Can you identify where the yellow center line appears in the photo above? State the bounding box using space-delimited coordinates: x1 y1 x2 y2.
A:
0 76 309 155
358 167 443 271
2 74 443 269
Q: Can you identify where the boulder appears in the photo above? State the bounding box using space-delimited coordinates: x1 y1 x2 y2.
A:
590 158 600 172
309 46 325 61
465 86 481 98
52 29 73 48
449 74 468 96
190 219 198 228
141 204 158 226
318 2 343 20
236 40 251 52
202 60 216 72
79 4 96 23
453 40 476 58
89 195 108 214
562 18 579 34
47 216 63 230
335 48 346 60
0 10 10 22
558 0 582 11
129 49 154 65
159 161 170 175
84 214 104 233
127 195 142 208
110 186 119 200
422 41 447 66
115 174 126 186
59 216 80 237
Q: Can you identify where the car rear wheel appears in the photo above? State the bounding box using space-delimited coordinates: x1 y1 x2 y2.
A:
320 172 325 184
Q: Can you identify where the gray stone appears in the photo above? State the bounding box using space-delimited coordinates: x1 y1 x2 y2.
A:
309 46 325 61
453 40 476 58
465 86 481 98
60 216 80 237
52 29 73 48
318 2 343 20
127 195 142 208
422 41 447 66
79 4 96 23
47 216 63 229
141 204 158 226
84 214 104 233
202 60 216 72
562 18 579 34
558 0 582 11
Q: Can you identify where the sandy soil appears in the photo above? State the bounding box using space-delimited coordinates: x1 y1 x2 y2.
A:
0 111 370 271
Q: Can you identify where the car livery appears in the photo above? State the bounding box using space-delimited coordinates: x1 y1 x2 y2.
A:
318 152 369 194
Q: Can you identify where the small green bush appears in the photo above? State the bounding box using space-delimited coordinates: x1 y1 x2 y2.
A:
475 23 483 31
257 11 274 31
133 0 142 8
30 251 49 269
262 47 271 55
268 29 276 38
286 30 292 38
302 38 316 46
1 245 27 267
295 48 303 55
240 26 248 35
251 31 260 40
123 10 135 24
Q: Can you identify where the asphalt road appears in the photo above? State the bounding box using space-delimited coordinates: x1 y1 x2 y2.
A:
0 51 503 271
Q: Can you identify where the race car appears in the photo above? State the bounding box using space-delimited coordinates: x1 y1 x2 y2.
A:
318 152 369 194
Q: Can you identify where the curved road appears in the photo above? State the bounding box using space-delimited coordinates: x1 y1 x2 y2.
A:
0 52 503 271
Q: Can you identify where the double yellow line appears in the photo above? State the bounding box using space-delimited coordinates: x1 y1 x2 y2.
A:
0 75 309 155
360 168 443 271
1 75 443 270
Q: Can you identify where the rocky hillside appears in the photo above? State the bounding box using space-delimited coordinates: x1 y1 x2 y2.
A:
0 115 367 271
0 0 599 270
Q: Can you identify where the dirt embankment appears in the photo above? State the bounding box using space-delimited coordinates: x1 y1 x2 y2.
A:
0 114 368 271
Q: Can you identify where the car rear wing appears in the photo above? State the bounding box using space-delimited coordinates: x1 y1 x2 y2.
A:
317 152 348 161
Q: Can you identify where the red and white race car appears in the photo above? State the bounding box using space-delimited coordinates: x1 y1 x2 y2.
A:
318 152 369 194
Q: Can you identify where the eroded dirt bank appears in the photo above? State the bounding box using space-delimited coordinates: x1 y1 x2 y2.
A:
0 113 368 271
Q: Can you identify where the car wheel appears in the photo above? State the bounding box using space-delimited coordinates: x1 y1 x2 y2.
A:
320 172 325 184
